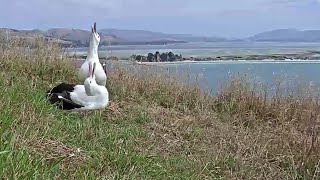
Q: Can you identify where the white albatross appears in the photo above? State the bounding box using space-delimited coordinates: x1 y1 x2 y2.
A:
79 22 107 86
47 62 109 111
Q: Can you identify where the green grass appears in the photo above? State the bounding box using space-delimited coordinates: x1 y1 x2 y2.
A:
0 92 207 178
1 39 320 179
0 40 216 179
0 76 198 179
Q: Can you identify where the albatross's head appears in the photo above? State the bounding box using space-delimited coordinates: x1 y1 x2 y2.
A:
84 62 98 96
90 22 100 48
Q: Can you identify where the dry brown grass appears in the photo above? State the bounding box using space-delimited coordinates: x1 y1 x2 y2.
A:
0 37 76 85
107 64 214 113
26 139 88 167
212 74 320 178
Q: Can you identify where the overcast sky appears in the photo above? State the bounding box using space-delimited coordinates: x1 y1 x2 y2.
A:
1 0 320 38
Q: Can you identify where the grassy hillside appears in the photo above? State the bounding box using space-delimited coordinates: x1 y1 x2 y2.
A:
1 39 320 179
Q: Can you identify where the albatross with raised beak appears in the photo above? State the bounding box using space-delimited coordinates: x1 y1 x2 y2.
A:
79 22 107 86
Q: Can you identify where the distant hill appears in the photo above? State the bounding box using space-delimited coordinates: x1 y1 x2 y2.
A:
3 27 320 47
100 29 226 43
0 28 43 39
0 27 227 47
0 28 68 46
249 29 320 42
46 28 91 46
45 28 119 46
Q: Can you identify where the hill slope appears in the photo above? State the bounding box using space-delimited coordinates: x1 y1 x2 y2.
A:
100 29 226 43
45 28 119 46
4 27 320 47
0 27 227 47
0 28 120 47
249 29 320 42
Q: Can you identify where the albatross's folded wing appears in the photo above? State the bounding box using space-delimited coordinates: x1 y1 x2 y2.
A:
48 91 84 110
57 95 83 108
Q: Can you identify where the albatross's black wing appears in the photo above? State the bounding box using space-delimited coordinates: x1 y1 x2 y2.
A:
46 83 76 94
46 83 84 110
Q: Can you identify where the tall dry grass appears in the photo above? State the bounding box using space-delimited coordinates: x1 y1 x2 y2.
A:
106 63 214 113
0 37 76 85
214 74 320 178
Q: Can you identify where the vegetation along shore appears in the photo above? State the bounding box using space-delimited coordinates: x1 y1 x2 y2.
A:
1 37 320 179
130 51 320 62
71 50 320 62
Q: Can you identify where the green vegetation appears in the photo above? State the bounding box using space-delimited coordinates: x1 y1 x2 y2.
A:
131 51 320 62
131 51 183 62
1 39 320 179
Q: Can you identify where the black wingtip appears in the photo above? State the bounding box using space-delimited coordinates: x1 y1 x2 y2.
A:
45 83 81 110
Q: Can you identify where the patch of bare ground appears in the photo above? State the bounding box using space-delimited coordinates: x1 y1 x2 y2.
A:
24 139 88 169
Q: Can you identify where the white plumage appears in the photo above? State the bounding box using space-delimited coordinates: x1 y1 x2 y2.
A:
47 62 109 111
79 22 107 86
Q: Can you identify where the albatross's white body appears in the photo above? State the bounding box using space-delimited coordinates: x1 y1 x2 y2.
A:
47 62 109 111
68 83 109 111
79 59 106 86
79 22 107 86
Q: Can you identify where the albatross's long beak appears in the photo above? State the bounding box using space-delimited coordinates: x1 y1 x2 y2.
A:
91 22 97 33
93 22 97 33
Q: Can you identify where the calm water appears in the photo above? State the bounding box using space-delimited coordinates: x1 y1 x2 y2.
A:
153 61 320 93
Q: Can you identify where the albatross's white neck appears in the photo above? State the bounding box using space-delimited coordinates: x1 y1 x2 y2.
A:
84 81 93 96
87 43 99 59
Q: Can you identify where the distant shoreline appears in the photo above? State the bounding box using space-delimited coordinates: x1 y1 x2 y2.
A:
74 59 320 69
69 48 320 64
134 59 320 65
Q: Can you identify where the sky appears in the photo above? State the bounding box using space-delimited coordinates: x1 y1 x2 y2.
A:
1 0 320 38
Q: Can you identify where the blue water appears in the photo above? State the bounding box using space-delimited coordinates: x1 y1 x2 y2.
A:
152 61 320 93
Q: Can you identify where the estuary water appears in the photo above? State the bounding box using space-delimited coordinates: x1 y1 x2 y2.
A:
152 61 320 93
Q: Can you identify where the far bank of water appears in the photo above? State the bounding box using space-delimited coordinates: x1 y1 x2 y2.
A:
68 41 320 58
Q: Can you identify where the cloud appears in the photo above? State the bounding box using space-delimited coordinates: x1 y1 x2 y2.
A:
2 0 318 18
1 0 320 37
